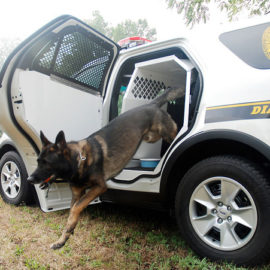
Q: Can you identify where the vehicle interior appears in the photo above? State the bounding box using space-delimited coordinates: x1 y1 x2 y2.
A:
109 47 201 170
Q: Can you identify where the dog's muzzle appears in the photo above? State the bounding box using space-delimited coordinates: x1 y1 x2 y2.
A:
27 175 54 189
27 175 38 184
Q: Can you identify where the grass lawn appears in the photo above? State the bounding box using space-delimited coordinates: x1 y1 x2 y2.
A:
0 198 268 270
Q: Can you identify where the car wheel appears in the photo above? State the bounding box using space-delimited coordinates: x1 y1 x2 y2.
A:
175 155 270 266
0 151 33 205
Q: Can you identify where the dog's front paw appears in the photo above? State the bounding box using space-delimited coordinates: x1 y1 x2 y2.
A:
50 241 65 250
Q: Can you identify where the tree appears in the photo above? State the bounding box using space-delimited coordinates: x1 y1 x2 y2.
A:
166 0 270 27
86 11 156 42
111 19 157 41
84 10 112 37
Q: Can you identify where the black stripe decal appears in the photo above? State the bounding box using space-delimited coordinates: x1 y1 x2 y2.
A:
205 101 270 123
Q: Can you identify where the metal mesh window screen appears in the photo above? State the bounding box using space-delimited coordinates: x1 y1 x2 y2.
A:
34 41 58 70
31 29 114 92
132 76 166 100
53 32 112 91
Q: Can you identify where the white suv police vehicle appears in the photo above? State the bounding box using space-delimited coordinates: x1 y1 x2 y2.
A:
1 15 270 266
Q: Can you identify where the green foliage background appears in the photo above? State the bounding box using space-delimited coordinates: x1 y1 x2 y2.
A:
85 10 157 42
166 0 270 26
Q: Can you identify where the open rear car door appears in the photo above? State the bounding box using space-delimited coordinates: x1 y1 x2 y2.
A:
0 15 119 211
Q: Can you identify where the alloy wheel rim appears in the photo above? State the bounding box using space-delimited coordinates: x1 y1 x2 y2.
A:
189 176 257 251
1 161 21 199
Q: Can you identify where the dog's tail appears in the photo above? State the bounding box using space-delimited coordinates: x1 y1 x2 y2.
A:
151 87 185 107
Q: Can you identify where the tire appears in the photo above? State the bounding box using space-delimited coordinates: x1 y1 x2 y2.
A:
0 151 34 205
175 155 270 266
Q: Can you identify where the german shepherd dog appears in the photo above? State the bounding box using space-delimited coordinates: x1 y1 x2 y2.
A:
27 87 184 249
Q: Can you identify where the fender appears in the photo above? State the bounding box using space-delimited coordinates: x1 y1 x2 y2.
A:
160 129 270 199
0 134 19 158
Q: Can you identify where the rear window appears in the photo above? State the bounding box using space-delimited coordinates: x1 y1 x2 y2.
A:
219 22 270 69
31 27 114 92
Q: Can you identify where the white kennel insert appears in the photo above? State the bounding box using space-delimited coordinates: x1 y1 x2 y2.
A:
121 55 195 160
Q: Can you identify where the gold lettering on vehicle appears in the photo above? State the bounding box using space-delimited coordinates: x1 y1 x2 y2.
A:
251 105 270 115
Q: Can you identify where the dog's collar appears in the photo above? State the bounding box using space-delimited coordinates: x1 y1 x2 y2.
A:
78 152 86 168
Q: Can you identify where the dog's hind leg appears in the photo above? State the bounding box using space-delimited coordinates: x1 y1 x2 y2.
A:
143 131 161 143
159 113 178 143
50 179 107 250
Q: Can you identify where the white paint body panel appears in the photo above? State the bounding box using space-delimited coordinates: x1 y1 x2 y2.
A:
13 70 103 142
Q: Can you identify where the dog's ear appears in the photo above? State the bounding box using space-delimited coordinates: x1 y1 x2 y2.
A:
40 131 51 147
55 130 67 149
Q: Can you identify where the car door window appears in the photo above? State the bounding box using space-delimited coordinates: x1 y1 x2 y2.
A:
32 27 114 93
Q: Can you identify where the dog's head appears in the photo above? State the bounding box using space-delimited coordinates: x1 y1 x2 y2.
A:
27 130 72 189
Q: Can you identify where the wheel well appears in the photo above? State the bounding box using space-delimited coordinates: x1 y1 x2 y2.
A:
163 138 270 207
0 144 18 160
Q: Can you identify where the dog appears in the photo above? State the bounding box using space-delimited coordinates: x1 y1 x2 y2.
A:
27 87 184 249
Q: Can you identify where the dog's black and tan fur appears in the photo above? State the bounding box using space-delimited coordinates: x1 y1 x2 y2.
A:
27 87 184 249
